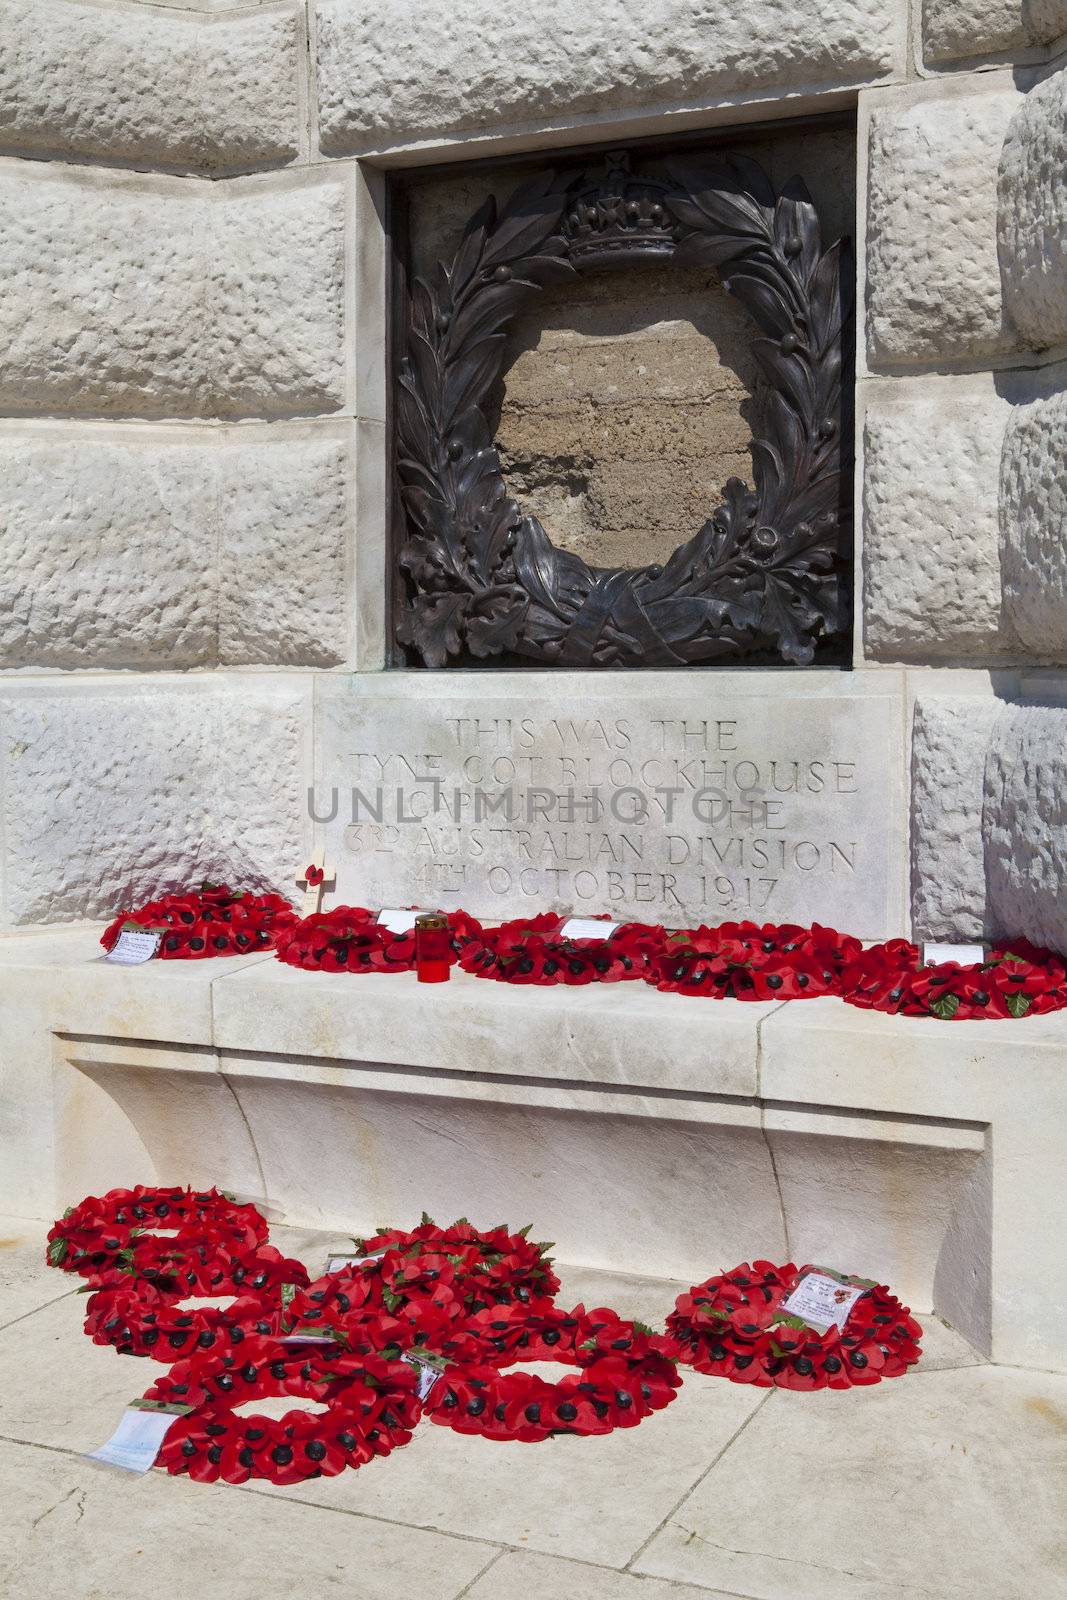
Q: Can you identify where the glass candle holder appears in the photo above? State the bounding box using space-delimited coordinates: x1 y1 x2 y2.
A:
414 911 451 983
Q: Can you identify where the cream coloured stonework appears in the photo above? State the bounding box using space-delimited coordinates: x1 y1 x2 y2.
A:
0 0 1066 1413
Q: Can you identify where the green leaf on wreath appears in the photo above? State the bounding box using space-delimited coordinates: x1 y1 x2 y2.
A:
1006 991 1032 1018
929 993 961 1021
47 1238 67 1267
382 1289 403 1313
771 1312 810 1331
62 1206 75 1219
420 1211 436 1227
632 1320 658 1338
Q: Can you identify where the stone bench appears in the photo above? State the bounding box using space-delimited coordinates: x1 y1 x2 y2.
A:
2 928 1063 1371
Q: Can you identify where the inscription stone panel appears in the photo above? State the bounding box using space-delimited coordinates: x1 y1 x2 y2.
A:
316 675 904 938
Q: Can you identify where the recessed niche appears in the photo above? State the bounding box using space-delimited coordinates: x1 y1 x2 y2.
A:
391 116 856 669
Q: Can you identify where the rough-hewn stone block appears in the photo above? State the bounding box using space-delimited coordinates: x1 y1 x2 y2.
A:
985 700 1067 950
1002 386 1067 656
866 89 1020 366
0 680 310 924
0 426 352 670
314 0 903 154
0 0 303 171
1023 0 1067 39
219 433 351 666
0 433 214 670
0 168 347 419
910 696 1001 939
208 184 348 418
922 0 1029 62
999 68 1067 352
863 388 1013 661
922 0 1067 60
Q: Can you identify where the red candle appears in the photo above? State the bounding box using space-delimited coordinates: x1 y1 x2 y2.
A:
415 911 451 983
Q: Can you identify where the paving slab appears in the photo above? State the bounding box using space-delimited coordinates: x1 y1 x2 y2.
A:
465 1549 740 1599
0 1438 492 1600
0 1268 760 1568
634 1365 1067 1600
238 1370 766 1568
0 1215 76 1330
0 1293 169 1454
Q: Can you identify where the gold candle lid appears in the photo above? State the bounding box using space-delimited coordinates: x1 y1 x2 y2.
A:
414 911 448 930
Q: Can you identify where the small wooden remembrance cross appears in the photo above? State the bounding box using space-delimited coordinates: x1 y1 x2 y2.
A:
296 850 335 916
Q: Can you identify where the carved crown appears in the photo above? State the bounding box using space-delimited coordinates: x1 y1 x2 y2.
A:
562 152 678 268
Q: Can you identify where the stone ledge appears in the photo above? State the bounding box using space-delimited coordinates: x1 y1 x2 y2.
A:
760 996 1067 1367
2 927 1065 1369
0 0 305 173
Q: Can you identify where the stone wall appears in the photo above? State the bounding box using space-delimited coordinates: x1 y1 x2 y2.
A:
0 0 1064 942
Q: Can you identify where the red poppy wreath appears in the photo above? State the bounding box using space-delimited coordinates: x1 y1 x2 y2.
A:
840 937 1067 1021
46 1185 270 1278
273 906 484 973
294 1217 561 1320
646 921 862 1001
144 1334 423 1485
420 1300 681 1442
458 913 667 985
100 885 298 960
83 1279 288 1361
666 1261 922 1390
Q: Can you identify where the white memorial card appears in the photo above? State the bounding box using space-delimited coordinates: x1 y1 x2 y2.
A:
923 942 985 967
325 1247 388 1275
781 1271 865 1333
105 926 165 965
376 908 427 935
402 1351 447 1402
89 1406 184 1472
558 918 622 940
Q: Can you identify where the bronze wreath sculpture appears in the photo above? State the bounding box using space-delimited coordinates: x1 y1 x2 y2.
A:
395 152 853 669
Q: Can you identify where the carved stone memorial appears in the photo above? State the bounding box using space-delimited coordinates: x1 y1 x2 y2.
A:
316 677 903 937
